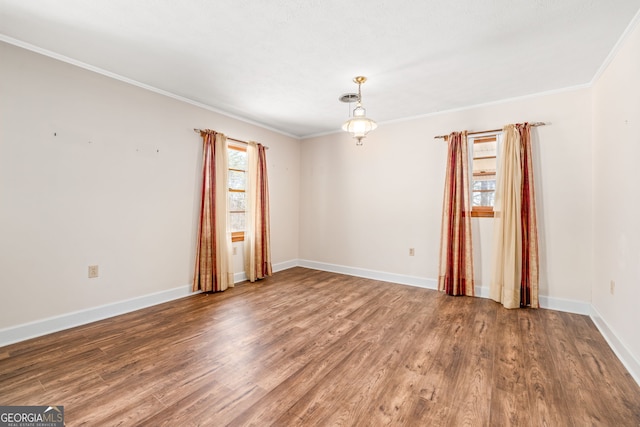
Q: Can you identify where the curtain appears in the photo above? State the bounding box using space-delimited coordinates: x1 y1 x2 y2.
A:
244 142 272 282
438 131 475 296
518 123 539 308
490 125 522 308
490 123 539 308
193 130 234 292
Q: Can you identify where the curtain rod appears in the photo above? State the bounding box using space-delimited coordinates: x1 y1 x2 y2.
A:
193 129 269 149
433 122 547 139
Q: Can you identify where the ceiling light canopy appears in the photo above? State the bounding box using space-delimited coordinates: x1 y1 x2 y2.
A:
341 76 377 146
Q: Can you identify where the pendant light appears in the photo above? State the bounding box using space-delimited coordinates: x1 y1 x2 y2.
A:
341 76 377 146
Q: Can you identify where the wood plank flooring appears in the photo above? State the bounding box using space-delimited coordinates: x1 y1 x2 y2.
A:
1 267 639 426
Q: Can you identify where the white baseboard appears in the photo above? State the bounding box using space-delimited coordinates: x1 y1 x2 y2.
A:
298 259 437 289
0 259 301 348
475 286 590 314
300 259 589 314
233 259 303 284
273 259 300 273
475 285 492 299
474 285 591 315
590 306 640 386
0 285 197 348
234 271 248 283
538 294 591 315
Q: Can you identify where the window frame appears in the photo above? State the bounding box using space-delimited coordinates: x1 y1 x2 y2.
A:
228 143 247 242
469 133 500 218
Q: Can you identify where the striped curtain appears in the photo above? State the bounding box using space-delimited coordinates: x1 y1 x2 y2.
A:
490 123 539 308
518 123 539 308
438 131 475 296
244 142 272 282
193 130 234 292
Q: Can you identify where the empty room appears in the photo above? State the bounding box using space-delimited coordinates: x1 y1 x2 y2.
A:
1 1 640 425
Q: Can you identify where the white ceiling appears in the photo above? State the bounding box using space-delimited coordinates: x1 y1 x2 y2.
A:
1 1 639 138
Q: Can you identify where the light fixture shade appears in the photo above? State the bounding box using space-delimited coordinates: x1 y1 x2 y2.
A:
342 115 378 139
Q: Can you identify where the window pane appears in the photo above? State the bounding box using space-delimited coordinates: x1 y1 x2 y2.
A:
473 140 497 157
229 192 246 211
229 170 246 190
472 179 496 190
473 191 495 206
228 149 247 170
230 212 245 232
473 192 482 206
473 157 496 175
487 192 495 206
472 179 495 207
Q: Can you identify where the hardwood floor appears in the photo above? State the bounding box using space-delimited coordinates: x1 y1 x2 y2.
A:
1 267 639 426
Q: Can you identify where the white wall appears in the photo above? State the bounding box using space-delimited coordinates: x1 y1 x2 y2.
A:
300 88 593 305
0 42 300 330
592 17 640 369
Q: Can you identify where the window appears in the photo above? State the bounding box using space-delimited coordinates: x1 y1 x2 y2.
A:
470 133 499 217
228 144 247 241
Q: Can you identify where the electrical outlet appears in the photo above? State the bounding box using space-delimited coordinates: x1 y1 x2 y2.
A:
610 280 615 295
409 248 415 256
233 246 237 255
88 265 99 278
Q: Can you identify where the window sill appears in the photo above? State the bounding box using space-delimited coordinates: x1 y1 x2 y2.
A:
471 209 494 218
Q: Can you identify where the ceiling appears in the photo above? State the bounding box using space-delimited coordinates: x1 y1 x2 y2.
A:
1 1 639 138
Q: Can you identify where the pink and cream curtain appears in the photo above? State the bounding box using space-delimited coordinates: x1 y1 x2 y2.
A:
490 123 539 308
193 130 234 292
438 131 475 296
518 123 539 308
244 142 272 282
